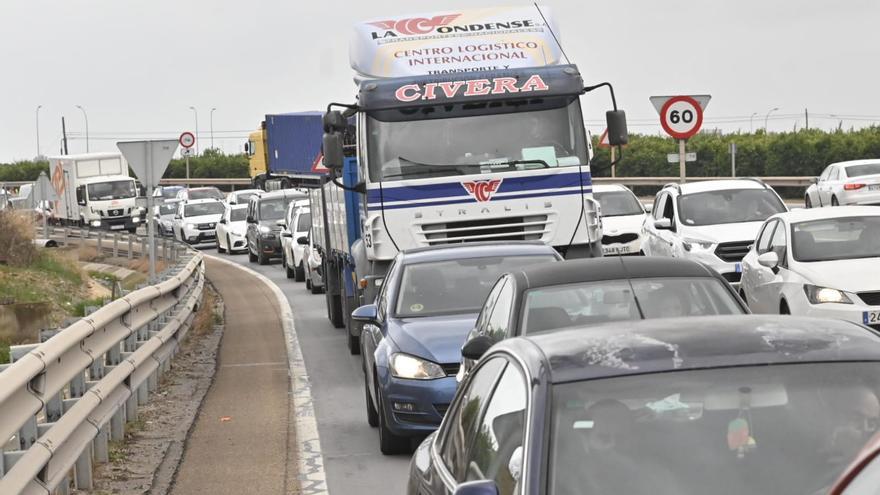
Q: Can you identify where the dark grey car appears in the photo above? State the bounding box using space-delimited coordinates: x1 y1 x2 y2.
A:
245 189 307 265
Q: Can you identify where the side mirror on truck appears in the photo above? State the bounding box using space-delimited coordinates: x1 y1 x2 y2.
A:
76 186 86 206
606 110 629 146
323 110 347 132
322 133 344 171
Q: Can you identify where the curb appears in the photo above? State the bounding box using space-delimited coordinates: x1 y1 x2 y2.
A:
205 255 328 495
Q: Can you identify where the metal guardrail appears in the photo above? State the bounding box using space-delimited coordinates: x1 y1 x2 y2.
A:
2 176 815 190
0 228 205 494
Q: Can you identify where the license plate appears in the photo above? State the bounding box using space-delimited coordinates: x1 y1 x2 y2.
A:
864 311 880 325
603 246 632 255
869 185 880 191
110 225 125 230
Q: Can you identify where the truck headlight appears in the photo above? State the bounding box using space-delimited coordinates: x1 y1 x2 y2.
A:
804 284 853 305
389 353 446 380
132 216 140 223
90 220 101 227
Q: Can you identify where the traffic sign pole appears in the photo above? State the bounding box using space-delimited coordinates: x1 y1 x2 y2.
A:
679 139 687 184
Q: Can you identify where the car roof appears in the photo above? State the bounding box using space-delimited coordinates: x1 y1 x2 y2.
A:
228 203 248 210
401 241 558 264
498 315 880 384
232 188 263 195
514 257 716 289
673 179 768 195
259 189 308 200
183 198 222 205
591 184 631 193
769 205 880 224
188 186 220 191
829 159 880 168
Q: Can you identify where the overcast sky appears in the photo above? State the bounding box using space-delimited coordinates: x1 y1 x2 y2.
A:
1 0 878 162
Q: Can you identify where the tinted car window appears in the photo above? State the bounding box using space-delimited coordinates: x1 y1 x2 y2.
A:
189 188 224 200
756 221 777 254
259 198 288 220
184 202 225 217
486 278 515 341
464 363 527 493
678 189 786 226
476 278 506 333
297 213 312 231
846 164 880 178
230 208 247 222
594 190 644 217
395 255 556 317
549 362 880 495
522 278 743 333
792 216 880 262
441 358 507 480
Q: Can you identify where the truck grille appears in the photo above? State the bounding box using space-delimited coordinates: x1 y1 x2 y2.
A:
602 233 639 244
197 223 216 230
714 241 752 263
858 291 880 306
419 215 548 245
107 209 124 217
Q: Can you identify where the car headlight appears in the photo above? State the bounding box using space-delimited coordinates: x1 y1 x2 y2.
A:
804 285 853 305
682 237 715 252
259 225 272 235
389 353 446 380
132 216 140 223
185 222 195 230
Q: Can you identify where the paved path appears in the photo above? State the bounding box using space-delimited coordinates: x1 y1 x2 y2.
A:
171 257 296 494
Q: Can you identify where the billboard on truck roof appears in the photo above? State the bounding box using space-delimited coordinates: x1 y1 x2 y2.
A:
350 5 562 79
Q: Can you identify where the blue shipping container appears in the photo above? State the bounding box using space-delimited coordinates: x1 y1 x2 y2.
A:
265 112 324 176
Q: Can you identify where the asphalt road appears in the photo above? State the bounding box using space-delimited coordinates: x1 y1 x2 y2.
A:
207 250 411 494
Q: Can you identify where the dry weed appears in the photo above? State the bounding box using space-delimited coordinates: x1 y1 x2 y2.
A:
0 211 37 266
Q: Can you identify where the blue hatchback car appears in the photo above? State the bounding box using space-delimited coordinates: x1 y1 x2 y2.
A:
352 242 561 454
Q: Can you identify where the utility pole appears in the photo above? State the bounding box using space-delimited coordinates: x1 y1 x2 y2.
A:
76 105 89 152
61 117 69 154
805 108 809 130
35 105 42 158
210 107 216 151
730 142 737 177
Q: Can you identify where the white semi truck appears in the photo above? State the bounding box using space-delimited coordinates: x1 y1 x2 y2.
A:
314 5 628 353
49 152 142 232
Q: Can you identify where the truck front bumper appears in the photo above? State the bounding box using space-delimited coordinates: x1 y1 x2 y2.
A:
89 216 140 232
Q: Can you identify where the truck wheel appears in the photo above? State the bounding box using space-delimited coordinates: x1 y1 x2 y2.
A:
285 254 295 279
295 261 305 282
258 248 269 265
280 178 291 190
248 246 257 263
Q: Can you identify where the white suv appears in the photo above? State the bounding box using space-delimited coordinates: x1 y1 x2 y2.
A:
641 179 788 286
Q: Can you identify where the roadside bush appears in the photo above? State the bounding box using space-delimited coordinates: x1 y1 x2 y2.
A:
0 210 37 266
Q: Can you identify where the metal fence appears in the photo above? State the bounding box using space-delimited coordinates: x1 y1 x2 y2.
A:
0 228 205 494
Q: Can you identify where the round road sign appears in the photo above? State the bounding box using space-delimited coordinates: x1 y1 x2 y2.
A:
659 96 704 140
179 132 195 149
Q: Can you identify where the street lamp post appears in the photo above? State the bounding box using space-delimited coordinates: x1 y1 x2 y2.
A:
764 107 779 132
749 112 758 133
35 105 42 158
210 107 216 151
75 105 89 152
189 106 199 155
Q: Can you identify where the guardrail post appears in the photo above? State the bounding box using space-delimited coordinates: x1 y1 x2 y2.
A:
94 424 110 463
137 382 148 405
57 476 71 495
97 230 103 252
113 233 119 257
126 391 139 423
70 371 86 398
46 393 63 422
112 404 126 440
141 238 147 258
128 234 134 260
74 447 93 489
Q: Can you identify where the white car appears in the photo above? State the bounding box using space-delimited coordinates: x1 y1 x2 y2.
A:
175 187 225 202
226 188 263 205
641 179 788 286
805 159 880 208
172 199 225 246
592 184 648 255
281 199 311 280
740 206 880 327
216 204 248 254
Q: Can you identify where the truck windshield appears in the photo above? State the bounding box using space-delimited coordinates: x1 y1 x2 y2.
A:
366 97 588 182
87 180 136 201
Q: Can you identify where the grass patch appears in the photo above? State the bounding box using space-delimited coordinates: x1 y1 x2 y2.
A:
89 271 120 285
191 286 219 336
0 339 10 364
72 297 109 317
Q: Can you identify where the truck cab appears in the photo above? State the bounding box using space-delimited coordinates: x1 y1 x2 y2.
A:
74 175 141 231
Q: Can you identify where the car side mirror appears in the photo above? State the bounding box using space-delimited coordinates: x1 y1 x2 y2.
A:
809 177 819 184
246 216 255 223
461 335 494 361
453 480 499 495
174 214 181 220
643 203 653 213
653 218 673 230
276 219 286 227
757 251 780 271
322 133 344 171
605 110 629 146
281 231 292 238
351 304 379 324
219 218 227 224
297 236 309 245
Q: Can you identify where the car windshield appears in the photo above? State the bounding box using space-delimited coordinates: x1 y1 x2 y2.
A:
230 208 247 222
594 190 644 217
296 212 311 231
157 204 176 215
550 362 880 495
161 187 182 199
395 255 556 317
87 180 136 200
189 188 224 200
792 216 880 262
522 277 742 334
366 97 588 182
678 189 786 226
184 202 224 217
259 198 289 220
236 192 259 203
846 164 880 177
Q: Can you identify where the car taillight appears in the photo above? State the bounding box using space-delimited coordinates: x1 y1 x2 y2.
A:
844 183 865 190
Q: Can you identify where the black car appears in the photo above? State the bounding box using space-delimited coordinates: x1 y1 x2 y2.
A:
245 189 307 265
459 257 748 377
409 315 880 495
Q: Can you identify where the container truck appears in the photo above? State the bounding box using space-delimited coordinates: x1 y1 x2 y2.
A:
245 112 326 191
315 5 628 353
49 152 142 232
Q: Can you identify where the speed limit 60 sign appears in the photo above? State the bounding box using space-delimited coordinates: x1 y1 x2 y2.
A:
179 131 195 149
660 96 703 139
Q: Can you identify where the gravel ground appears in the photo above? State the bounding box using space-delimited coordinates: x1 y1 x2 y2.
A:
74 284 225 495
